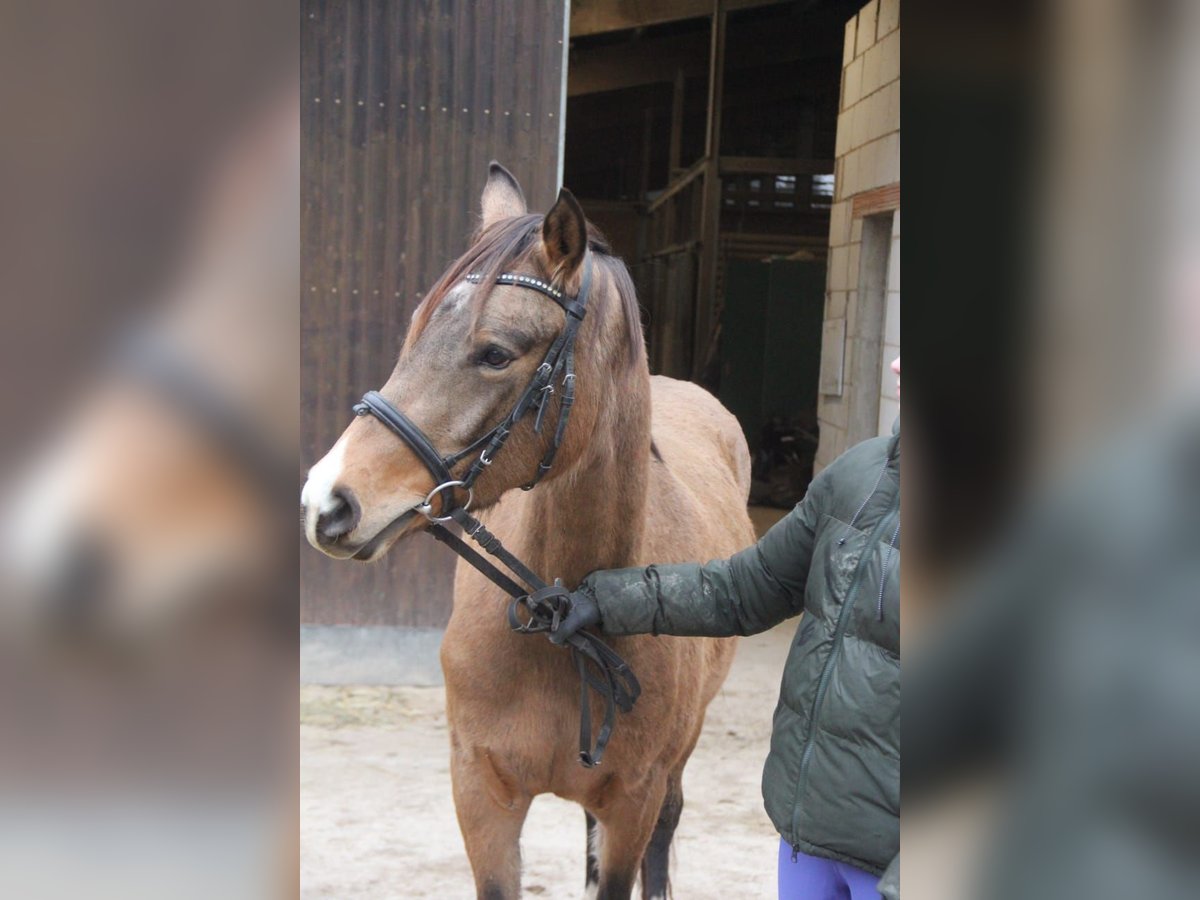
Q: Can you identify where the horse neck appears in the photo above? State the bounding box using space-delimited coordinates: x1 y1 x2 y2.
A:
514 297 651 588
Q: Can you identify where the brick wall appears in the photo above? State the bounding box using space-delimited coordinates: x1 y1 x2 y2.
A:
816 0 900 470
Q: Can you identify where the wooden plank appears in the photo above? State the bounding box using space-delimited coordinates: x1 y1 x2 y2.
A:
567 11 834 96
570 0 711 38
301 0 567 628
569 0 789 37
639 106 654 195
645 156 707 213
719 0 791 11
644 239 701 259
669 67 685 173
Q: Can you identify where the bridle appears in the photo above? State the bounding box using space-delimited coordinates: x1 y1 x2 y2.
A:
351 251 640 767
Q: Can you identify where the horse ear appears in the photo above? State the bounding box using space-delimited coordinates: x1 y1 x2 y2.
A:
480 161 527 229
541 188 587 282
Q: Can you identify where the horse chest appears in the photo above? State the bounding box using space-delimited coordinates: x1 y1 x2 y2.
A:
442 604 576 708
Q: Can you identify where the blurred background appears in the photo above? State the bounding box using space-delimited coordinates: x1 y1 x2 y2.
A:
905 1 1200 899
0 0 296 897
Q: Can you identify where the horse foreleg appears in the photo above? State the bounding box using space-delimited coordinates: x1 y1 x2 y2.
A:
638 773 683 900
584 811 602 898
450 748 531 900
590 775 668 900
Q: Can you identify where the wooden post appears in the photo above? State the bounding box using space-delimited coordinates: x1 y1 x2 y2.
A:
693 1 726 381
640 106 654 198
669 67 685 175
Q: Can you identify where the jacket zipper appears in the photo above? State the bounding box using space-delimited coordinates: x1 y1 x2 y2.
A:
877 521 901 620
789 493 899 845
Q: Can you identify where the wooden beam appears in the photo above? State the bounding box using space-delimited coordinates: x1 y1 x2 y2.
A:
694 3 726 381
644 239 701 259
572 198 641 212
569 30 707 96
567 14 835 97
645 156 708 213
571 0 709 38
569 0 789 38
566 72 833 145
640 106 654 196
719 156 835 175
669 68 686 172
719 0 793 10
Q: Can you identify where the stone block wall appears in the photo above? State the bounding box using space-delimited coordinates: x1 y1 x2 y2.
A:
816 0 900 470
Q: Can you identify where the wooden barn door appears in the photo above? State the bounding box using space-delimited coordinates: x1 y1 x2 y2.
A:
301 0 568 627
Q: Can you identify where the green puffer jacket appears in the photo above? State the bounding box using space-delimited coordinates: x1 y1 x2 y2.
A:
580 429 899 876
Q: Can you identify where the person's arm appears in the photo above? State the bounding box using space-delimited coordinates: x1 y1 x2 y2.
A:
556 470 829 640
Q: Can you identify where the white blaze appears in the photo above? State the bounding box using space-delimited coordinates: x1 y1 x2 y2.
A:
301 437 348 519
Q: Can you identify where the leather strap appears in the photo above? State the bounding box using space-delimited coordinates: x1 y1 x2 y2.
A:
436 504 641 768
354 390 454 486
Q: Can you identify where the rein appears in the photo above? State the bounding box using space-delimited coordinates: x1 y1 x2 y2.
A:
352 253 641 767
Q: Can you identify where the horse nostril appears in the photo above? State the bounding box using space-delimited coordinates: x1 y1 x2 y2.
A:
316 488 359 542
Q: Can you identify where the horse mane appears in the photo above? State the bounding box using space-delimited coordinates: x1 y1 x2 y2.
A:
405 213 646 370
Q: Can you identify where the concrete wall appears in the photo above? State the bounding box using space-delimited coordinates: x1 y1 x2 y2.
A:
816 0 900 470
302 626 445 685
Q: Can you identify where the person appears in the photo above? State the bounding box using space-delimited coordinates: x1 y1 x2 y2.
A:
551 359 902 900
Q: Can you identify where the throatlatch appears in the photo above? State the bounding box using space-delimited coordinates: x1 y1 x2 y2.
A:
352 253 640 767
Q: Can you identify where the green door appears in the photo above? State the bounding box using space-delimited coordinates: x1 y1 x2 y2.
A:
719 258 824 503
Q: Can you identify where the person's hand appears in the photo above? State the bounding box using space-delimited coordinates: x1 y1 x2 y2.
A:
548 589 601 645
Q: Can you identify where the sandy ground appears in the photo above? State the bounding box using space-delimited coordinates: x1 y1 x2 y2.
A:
300 619 795 898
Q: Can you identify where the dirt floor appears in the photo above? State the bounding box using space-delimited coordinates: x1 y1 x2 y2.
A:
300 618 795 898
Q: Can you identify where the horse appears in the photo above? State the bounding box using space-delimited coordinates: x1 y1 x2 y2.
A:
302 162 755 900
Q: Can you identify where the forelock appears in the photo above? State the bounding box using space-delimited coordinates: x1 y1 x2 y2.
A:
404 214 542 348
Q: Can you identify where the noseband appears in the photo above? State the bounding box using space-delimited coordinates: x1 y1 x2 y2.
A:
351 253 640 767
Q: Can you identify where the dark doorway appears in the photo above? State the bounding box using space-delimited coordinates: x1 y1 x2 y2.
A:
564 0 859 504
720 259 825 506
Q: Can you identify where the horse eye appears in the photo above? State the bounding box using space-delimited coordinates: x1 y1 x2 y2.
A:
479 346 513 369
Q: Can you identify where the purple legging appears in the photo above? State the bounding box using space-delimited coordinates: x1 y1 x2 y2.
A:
777 840 882 900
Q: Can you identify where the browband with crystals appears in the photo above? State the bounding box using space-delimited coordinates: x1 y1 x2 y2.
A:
465 271 562 300
465 271 587 320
